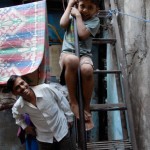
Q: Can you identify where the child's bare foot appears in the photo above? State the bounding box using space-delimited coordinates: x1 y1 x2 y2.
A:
85 117 94 131
71 105 92 120
70 104 92 124
70 103 79 119
84 110 92 121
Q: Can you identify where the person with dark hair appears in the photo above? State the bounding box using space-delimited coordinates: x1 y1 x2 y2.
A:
59 0 100 130
7 75 74 150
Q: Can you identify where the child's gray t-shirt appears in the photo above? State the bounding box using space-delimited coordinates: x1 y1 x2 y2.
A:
62 16 100 57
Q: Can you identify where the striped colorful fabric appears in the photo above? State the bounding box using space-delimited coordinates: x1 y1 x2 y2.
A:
0 0 49 85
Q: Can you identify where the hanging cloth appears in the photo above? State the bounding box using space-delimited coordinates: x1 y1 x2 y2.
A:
0 0 49 85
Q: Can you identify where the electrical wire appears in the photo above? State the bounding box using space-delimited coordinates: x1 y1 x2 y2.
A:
48 23 63 43
62 0 66 11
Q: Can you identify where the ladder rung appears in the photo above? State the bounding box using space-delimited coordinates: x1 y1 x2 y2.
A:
92 38 116 44
94 69 121 74
90 103 127 111
87 140 132 150
97 10 111 18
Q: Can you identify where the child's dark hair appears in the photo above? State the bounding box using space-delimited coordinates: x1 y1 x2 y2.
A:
79 0 99 6
91 0 99 6
7 75 19 92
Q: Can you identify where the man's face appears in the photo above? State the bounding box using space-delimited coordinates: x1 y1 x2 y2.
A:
78 0 98 21
12 77 31 98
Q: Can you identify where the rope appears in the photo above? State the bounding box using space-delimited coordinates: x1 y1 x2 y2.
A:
108 9 150 23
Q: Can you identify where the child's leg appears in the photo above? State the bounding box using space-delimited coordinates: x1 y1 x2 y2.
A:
81 63 94 113
80 56 94 130
59 52 80 119
80 56 94 114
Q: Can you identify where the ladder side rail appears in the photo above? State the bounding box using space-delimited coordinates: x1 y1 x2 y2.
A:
104 0 128 142
110 0 137 149
104 0 129 141
73 17 87 150
110 43 129 139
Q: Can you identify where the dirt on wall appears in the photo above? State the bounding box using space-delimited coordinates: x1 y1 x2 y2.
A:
117 0 150 149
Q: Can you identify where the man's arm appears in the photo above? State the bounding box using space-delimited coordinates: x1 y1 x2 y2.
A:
12 104 36 136
49 84 74 123
25 126 36 136
12 104 28 130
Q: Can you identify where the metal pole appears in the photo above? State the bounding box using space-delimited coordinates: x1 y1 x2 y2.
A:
73 17 87 150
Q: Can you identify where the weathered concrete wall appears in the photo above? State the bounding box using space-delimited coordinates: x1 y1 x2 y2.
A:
0 110 25 150
118 0 150 149
0 90 25 149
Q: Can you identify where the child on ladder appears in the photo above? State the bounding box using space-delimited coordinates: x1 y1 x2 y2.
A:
59 0 100 130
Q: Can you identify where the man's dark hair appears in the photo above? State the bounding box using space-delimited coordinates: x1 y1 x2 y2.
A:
7 75 19 92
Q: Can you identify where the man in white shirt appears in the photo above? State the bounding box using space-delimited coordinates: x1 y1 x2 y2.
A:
7 75 74 150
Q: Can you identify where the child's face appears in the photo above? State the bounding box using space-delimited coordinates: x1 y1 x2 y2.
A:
78 0 98 21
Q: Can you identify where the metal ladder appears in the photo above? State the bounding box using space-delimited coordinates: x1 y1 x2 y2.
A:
74 0 138 150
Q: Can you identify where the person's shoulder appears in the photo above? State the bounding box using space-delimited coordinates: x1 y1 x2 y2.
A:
33 83 48 88
85 16 100 29
31 84 50 93
13 96 23 108
87 16 100 22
